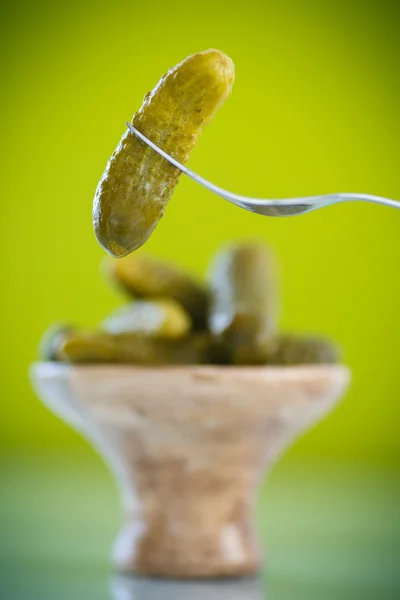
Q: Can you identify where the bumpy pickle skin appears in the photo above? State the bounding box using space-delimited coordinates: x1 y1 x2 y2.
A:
93 49 235 257
208 243 278 365
102 299 191 339
267 335 340 365
106 254 209 330
57 331 211 365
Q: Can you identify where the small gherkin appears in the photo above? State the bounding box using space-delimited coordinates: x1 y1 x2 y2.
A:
61 331 212 365
266 334 340 365
39 324 76 361
106 254 209 330
42 329 211 366
208 243 278 365
102 299 191 339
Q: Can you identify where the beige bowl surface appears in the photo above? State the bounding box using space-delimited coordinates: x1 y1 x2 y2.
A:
31 363 350 578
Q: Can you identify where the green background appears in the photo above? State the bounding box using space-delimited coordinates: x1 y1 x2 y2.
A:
1 0 399 597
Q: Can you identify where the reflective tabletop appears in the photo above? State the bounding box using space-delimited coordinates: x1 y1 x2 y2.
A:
1 451 399 599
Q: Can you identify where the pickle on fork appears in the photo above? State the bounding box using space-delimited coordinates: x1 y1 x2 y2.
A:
93 49 235 257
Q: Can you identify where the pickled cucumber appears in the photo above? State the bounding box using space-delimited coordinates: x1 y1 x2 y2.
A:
102 299 190 338
57 331 210 365
38 245 341 368
208 243 278 364
93 49 235 257
106 254 209 329
266 335 340 365
39 324 76 361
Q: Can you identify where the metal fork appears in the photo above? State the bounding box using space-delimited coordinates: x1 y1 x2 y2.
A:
126 122 399 217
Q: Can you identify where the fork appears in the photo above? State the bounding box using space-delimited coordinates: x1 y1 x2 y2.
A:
126 122 399 217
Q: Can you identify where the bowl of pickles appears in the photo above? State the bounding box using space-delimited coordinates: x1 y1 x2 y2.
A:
31 242 350 579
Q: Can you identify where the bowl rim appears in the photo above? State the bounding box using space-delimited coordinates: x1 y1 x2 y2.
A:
30 361 350 377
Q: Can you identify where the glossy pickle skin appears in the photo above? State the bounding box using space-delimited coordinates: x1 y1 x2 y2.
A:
106 254 209 330
93 49 235 257
208 243 278 365
102 299 191 339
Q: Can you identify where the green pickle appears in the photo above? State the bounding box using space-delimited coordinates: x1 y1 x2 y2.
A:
267 335 340 365
93 49 235 257
39 324 76 361
39 245 340 367
106 254 209 330
57 331 210 365
66 48 342 369
102 299 190 339
208 243 278 364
